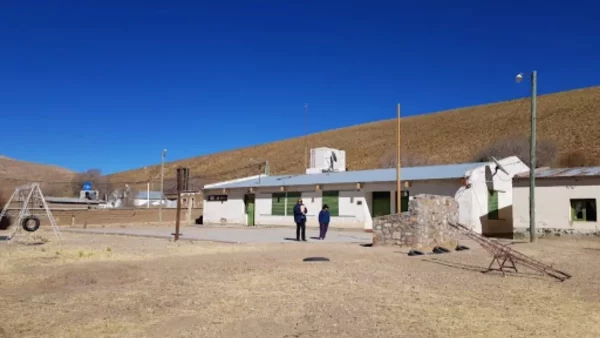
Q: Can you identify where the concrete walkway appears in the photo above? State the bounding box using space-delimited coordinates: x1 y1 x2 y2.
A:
62 226 373 244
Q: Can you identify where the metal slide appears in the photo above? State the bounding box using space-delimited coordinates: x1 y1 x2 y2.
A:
449 222 571 282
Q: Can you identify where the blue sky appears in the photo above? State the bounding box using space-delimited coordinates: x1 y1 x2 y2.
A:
1 0 598 174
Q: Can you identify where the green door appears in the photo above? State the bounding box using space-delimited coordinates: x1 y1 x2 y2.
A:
245 194 255 226
372 191 391 217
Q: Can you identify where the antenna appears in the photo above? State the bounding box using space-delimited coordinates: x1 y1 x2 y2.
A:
490 156 509 176
327 151 338 172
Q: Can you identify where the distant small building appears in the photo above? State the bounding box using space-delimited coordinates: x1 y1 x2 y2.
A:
164 190 203 208
513 167 600 237
133 191 175 208
8 196 103 210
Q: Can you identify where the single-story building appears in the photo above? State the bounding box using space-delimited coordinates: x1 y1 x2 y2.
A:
133 191 176 208
513 167 600 236
203 157 528 234
164 190 203 208
8 196 104 210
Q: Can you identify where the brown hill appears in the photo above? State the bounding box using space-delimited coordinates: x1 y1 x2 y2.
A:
107 86 600 188
0 157 76 196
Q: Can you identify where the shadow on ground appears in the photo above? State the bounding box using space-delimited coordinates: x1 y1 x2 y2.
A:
421 258 547 280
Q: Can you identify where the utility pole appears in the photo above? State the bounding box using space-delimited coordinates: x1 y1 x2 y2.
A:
250 158 269 184
529 71 537 243
174 167 182 241
159 149 167 223
396 103 401 214
304 103 309 170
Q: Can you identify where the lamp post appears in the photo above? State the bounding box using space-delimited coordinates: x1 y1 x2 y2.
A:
396 103 401 214
159 148 167 223
516 71 537 243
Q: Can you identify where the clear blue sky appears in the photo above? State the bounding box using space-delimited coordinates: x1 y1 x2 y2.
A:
1 0 598 174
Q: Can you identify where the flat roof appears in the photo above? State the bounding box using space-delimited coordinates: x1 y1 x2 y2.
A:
515 167 600 179
204 162 484 190
46 197 102 204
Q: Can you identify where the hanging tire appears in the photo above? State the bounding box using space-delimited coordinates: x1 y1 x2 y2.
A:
0 213 12 230
21 216 41 232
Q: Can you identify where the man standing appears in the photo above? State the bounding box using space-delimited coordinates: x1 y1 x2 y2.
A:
293 198 307 241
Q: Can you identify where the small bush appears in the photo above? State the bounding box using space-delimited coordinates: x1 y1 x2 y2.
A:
472 136 557 168
557 150 600 167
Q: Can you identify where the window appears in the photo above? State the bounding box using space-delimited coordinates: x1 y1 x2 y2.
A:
286 192 301 216
272 193 286 216
488 190 499 220
322 191 339 216
570 199 597 222
272 192 302 216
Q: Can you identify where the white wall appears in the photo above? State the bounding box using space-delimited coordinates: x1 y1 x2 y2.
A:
203 179 463 230
253 184 367 229
203 189 247 225
513 177 600 234
457 156 529 235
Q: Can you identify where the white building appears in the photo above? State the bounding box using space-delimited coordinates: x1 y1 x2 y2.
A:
133 191 176 208
203 156 528 234
513 167 600 236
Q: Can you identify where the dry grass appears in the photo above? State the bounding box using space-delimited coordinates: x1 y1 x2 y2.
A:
2 230 600 337
0 157 76 195
107 86 600 186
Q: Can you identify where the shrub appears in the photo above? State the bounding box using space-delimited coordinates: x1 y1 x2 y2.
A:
472 136 557 168
557 150 600 167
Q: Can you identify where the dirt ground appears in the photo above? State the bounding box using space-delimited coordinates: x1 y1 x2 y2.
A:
2 230 600 338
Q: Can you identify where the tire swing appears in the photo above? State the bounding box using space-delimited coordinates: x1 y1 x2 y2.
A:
21 215 41 232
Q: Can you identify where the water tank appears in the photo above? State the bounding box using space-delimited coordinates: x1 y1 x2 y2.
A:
82 181 93 191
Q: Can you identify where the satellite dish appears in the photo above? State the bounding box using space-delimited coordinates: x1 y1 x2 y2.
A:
331 151 338 162
491 156 509 175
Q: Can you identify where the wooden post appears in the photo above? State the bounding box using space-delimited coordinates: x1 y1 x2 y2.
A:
396 103 401 214
174 168 182 241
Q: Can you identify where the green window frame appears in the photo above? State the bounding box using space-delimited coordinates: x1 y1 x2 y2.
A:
285 192 301 216
322 191 339 216
488 190 499 220
570 199 597 222
271 193 286 216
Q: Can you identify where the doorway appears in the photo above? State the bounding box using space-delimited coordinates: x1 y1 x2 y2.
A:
244 194 256 226
372 191 391 217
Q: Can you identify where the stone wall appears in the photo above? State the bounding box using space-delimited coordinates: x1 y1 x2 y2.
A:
372 194 459 250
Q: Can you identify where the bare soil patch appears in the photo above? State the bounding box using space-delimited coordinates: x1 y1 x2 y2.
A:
1 230 600 337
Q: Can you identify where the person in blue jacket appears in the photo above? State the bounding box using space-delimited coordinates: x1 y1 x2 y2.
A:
293 198 307 241
318 204 331 240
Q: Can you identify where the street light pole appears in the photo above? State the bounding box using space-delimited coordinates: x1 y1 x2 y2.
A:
529 71 537 243
396 103 401 214
517 71 537 243
159 149 167 224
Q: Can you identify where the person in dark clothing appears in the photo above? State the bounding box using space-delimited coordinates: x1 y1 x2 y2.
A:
318 204 331 240
293 198 307 241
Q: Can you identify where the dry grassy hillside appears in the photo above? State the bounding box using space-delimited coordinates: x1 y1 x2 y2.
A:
0 157 76 195
108 86 600 186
